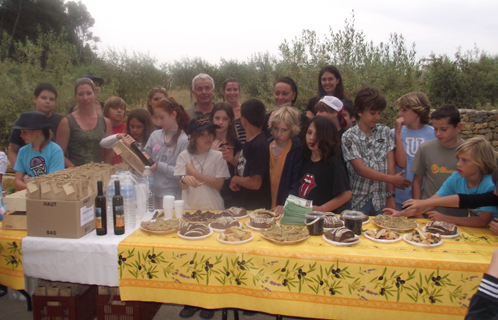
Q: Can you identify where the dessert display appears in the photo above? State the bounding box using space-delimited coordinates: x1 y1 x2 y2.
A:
324 213 343 228
373 215 418 230
210 217 240 230
260 225 309 243
215 207 248 219
324 227 357 243
424 221 458 235
404 229 442 246
218 226 253 243
182 210 215 223
249 210 277 228
179 221 211 237
365 228 400 241
140 219 179 232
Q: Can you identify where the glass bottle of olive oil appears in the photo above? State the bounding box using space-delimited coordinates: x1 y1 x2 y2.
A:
95 181 107 235
113 180 125 235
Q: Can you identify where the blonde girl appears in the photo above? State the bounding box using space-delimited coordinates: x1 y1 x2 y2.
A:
269 106 303 214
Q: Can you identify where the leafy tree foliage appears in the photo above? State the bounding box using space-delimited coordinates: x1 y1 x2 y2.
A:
0 0 98 62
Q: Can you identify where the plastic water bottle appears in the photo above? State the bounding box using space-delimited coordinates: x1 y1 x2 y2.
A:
106 175 119 233
143 166 155 214
120 174 137 230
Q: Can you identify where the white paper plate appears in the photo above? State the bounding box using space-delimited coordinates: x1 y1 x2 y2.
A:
245 221 279 231
403 233 443 247
209 221 242 232
217 233 254 245
422 226 460 239
259 232 308 245
364 230 402 243
322 234 360 246
373 220 419 232
177 229 213 240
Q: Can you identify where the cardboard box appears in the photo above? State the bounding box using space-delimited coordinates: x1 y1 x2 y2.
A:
3 189 27 211
2 211 27 230
27 193 97 239
113 141 145 176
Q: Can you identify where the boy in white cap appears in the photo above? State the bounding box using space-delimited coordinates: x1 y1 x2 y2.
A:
314 96 348 140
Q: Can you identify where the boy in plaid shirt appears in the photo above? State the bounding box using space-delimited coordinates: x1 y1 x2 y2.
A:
341 87 411 216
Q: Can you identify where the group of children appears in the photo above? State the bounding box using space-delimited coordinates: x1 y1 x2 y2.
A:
3 75 498 237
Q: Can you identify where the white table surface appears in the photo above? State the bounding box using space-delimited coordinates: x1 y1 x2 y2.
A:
22 227 138 287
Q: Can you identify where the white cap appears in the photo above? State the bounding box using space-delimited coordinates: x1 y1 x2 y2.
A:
319 96 347 128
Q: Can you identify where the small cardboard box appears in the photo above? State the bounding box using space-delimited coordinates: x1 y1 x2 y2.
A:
113 141 145 176
27 193 97 239
2 211 27 230
3 189 27 211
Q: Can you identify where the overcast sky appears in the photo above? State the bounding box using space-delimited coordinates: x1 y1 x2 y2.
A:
82 0 498 65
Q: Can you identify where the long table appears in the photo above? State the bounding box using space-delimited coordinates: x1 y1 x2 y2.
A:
0 225 26 290
118 219 497 320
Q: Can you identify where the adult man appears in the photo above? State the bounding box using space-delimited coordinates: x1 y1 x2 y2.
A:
186 73 215 119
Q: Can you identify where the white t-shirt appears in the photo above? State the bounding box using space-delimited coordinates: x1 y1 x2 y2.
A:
174 149 230 210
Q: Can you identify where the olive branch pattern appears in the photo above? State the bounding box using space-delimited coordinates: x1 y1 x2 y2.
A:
0 241 22 271
118 248 478 308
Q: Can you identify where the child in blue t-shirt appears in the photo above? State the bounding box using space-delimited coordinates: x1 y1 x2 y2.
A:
13 111 64 191
384 137 498 228
391 92 436 211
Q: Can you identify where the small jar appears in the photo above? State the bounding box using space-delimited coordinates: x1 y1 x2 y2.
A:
342 210 364 235
305 211 325 236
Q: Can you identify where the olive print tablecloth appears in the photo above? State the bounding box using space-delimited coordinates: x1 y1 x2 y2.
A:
118 218 497 320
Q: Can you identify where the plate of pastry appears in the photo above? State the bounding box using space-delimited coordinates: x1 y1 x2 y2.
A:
182 210 215 223
422 221 460 239
323 227 360 246
259 225 309 244
372 215 419 232
217 227 254 245
214 207 249 220
403 229 443 247
140 219 179 235
364 228 402 243
323 213 344 230
209 217 241 232
177 221 213 240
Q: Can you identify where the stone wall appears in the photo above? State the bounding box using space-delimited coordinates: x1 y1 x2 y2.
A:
459 109 498 151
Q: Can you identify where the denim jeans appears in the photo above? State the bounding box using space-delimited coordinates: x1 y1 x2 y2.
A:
359 199 384 216
396 202 404 211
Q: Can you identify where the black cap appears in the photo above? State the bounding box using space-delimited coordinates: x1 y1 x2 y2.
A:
12 111 51 130
81 73 104 86
187 116 219 135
